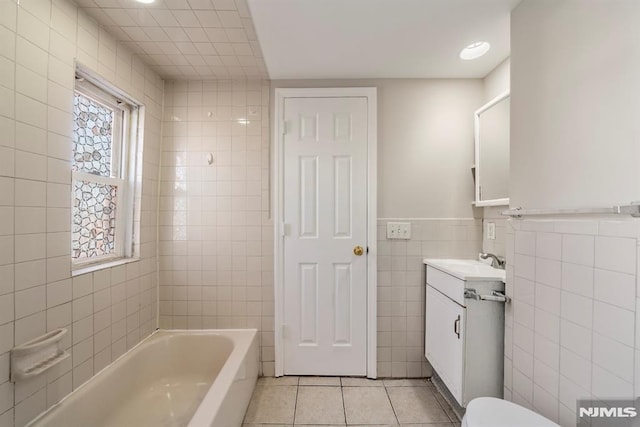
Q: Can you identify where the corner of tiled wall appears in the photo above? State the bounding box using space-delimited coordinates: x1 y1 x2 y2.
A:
0 0 163 425
504 216 640 427
157 78 273 375
377 218 482 378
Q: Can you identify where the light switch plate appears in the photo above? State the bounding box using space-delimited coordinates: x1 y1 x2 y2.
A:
486 222 496 240
386 222 411 239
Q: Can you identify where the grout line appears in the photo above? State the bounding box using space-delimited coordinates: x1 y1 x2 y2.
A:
382 382 401 426
292 379 299 425
339 377 347 425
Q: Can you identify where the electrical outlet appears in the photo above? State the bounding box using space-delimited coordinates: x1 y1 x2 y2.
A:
386 222 411 239
486 222 496 240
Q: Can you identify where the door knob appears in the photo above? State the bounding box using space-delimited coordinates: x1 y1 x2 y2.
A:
353 246 364 256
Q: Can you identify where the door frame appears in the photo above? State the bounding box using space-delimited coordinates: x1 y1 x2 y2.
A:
273 87 377 378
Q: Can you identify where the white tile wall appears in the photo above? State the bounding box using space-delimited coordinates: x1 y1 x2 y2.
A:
158 79 273 372
0 0 163 425
504 217 640 427
377 218 482 378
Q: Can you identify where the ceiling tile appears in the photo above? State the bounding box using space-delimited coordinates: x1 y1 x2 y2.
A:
203 56 223 66
122 26 152 42
220 56 240 66
212 0 236 11
225 28 248 43
163 0 191 10
217 11 242 28
187 0 214 9
213 43 234 55
158 42 182 55
204 28 229 43
126 9 158 27
194 43 217 55
76 0 269 79
172 10 200 27
148 9 180 27
176 42 199 55
94 0 121 7
235 0 250 18
195 10 222 27
232 43 253 56
143 27 171 42
163 27 191 42
103 9 137 26
184 27 209 43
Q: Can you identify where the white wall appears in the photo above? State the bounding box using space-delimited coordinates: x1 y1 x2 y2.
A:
0 1 163 425
510 0 640 210
484 57 510 102
272 79 484 219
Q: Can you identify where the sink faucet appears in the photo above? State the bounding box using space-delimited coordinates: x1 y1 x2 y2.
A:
480 253 506 270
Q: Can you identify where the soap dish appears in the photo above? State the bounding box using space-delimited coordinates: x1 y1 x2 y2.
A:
10 328 70 382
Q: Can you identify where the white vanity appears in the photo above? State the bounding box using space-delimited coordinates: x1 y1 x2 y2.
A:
424 259 507 408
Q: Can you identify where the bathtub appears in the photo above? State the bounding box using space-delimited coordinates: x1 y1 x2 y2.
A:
29 329 258 427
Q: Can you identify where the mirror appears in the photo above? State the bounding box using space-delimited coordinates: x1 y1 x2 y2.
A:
474 91 510 206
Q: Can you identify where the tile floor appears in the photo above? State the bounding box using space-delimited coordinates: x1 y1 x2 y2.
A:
243 377 461 426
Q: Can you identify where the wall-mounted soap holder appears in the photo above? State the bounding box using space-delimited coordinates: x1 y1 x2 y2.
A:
10 328 70 382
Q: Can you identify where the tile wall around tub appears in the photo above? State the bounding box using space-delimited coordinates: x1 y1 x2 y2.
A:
158 79 273 373
0 0 163 425
504 217 640 427
377 218 482 378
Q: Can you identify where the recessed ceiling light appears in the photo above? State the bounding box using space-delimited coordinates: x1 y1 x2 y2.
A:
135 0 155 4
459 42 490 60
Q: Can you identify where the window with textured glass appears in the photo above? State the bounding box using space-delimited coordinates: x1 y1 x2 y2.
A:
72 76 136 268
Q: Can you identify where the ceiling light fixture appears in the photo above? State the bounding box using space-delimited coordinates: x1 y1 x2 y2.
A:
135 0 155 4
459 41 490 60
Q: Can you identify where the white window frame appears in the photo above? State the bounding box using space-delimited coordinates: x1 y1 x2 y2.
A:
71 69 140 273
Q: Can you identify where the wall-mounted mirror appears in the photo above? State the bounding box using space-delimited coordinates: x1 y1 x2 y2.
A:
474 91 510 206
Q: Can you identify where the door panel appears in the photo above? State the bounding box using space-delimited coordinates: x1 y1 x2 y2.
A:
283 96 368 375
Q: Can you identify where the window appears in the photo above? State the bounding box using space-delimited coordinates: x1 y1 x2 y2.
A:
71 73 140 270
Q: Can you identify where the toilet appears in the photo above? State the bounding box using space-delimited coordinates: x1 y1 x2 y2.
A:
462 397 560 427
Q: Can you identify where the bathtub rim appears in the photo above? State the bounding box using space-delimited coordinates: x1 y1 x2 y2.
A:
27 328 258 427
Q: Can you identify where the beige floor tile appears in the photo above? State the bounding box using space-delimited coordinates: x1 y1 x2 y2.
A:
343 386 397 425
386 387 450 424
382 379 429 387
243 385 298 424
294 386 346 425
258 376 300 386
299 376 341 386
341 377 384 387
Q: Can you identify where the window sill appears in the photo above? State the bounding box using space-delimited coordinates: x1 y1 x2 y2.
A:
72 257 140 277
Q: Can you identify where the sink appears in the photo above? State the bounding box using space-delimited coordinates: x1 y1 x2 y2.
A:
423 258 505 281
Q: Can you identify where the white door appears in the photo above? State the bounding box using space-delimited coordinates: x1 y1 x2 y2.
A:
425 285 465 404
283 96 368 375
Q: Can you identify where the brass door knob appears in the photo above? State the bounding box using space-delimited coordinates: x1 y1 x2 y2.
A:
353 246 364 256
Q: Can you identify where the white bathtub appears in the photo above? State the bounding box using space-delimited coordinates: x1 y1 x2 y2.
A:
29 329 258 427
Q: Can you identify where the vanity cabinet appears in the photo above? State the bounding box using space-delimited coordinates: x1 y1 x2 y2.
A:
424 261 506 407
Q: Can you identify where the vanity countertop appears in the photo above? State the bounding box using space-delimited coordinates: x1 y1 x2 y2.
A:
423 258 505 282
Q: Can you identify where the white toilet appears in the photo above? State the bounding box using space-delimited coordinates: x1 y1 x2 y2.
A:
462 397 560 427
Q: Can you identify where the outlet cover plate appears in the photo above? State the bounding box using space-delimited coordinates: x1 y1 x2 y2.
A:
386 222 411 239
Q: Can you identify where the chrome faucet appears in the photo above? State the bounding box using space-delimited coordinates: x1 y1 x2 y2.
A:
480 252 506 270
